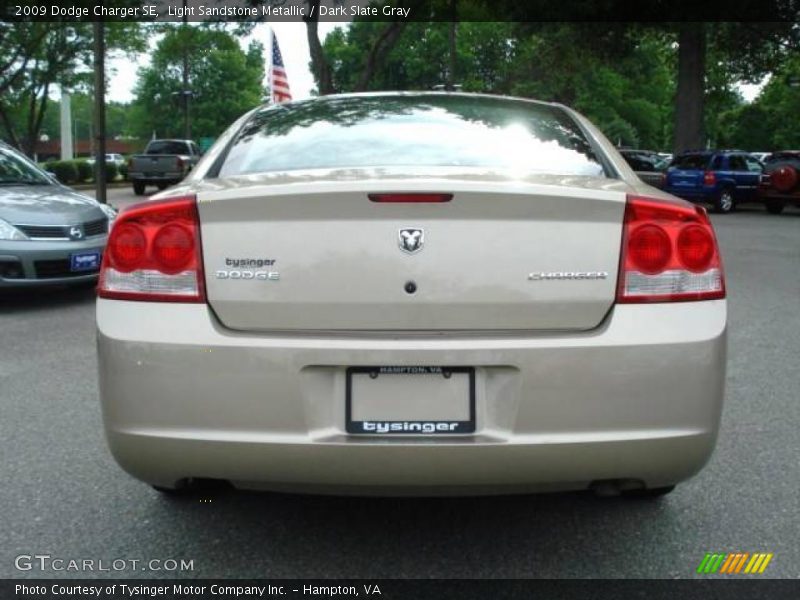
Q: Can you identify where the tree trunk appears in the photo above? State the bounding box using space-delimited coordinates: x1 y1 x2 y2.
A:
673 23 706 154
447 0 457 88
355 21 408 92
304 1 334 95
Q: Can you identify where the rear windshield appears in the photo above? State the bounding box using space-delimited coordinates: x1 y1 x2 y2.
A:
671 154 711 170
219 95 606 178
146 141 189 155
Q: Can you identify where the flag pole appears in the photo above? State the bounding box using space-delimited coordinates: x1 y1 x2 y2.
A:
267 26 273 104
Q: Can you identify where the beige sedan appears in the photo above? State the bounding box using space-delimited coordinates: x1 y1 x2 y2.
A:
96 93 726 497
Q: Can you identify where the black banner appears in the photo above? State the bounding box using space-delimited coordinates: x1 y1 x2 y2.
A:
3 579 800 600
0 0 798 22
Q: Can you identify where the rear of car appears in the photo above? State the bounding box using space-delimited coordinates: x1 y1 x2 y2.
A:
664 151 762 213
128 140 200 195
97 94 726 496
0 144 112 288
758 151 800 214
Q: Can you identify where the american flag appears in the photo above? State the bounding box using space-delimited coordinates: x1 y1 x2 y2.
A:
270 33 292 104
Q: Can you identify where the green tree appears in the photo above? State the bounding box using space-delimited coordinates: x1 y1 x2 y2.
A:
0 22 146 155
318 21 677 150
130 26 265 141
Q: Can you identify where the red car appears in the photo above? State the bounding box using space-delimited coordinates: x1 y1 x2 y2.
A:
759 151 800 214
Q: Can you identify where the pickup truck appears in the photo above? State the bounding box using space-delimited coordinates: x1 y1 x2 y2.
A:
128 139 201 195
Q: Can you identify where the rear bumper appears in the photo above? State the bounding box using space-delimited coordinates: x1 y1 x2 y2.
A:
758 189 800 204
0 238 105 288
97 300 727 494
129 173 183 183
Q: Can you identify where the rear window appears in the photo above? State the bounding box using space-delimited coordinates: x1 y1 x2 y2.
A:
146 141 190 155
219 95 606 178
671 154 711 170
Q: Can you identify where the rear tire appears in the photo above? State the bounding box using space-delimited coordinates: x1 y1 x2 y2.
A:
133 181 146 195
714 189 735 214
156 183 168 191
765 200 786 215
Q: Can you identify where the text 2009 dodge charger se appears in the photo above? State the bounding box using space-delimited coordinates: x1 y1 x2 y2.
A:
96 93 726 497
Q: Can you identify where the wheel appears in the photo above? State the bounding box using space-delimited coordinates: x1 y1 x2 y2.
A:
622 485 676 499
156 183 168 191
714 188 735 213
765 200 786 215
133 181 146 195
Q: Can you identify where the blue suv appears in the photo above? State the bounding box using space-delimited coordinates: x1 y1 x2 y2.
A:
663 151 763 213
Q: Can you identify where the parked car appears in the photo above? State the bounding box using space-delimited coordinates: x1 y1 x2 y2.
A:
750 152 771 163
663 150 763 213
127 139 201 195
0 142 115 288
97 93 726 498
86 153 126 168
619 149 669 187
758 151 800 214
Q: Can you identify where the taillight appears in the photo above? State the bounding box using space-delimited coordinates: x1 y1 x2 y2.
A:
617 195 725 303
97 195 205 302
703 171 716 186
176 157 185 171
369 193 453 203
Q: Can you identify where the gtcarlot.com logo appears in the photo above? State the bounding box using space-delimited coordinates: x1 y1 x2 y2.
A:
697 552 774 574
14 554 194 573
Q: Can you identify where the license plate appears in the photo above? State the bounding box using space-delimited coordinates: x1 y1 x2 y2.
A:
346 366 475 435
70 251 101 272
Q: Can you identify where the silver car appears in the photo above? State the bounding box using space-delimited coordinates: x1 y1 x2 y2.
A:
0 144 115 288
97 93 727 497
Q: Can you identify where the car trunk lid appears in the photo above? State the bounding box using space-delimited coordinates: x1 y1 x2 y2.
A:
197 171 627 332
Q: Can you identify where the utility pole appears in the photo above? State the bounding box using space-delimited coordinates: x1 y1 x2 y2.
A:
182 0 191 139
447 0 457 90
93 20 106 204
59 87 73 160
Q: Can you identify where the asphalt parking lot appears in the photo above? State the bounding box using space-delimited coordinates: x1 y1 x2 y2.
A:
1 204 798 579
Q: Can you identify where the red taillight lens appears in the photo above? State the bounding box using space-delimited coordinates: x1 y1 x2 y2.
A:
97 196 205 302
368 193 453 203
677 225 714 272
703 171 716 186
627 225 671 274
108 223 146 272
153 224 194 273
617 195 725 303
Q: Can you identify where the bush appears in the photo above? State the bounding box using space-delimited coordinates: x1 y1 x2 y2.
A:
75 159 93 182
49 160 79 185
105 162 119 182
118 161 128 181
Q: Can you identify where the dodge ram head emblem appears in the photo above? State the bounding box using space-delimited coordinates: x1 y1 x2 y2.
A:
398 228 424 254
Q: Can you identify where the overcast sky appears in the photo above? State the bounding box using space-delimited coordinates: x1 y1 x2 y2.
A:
106 22 342 103
105 23 764 104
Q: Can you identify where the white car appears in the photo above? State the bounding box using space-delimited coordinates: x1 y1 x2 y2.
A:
86 153 126 167
96 93 726 497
